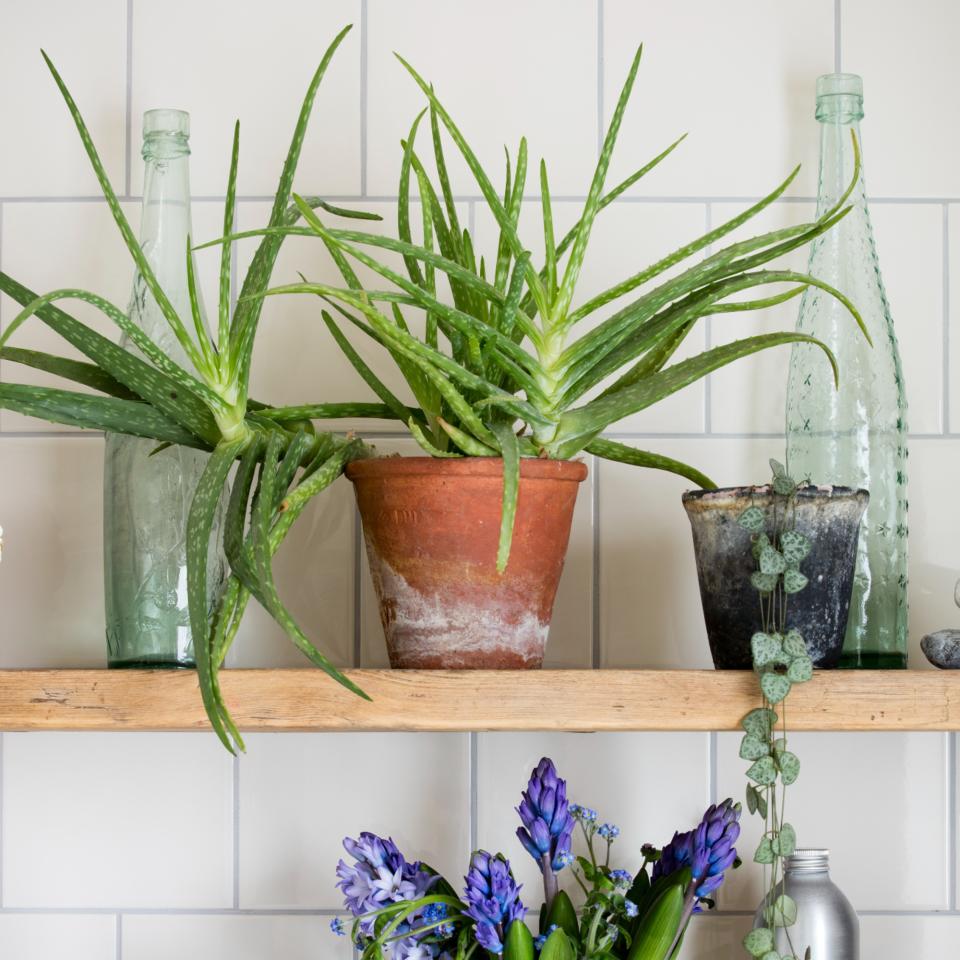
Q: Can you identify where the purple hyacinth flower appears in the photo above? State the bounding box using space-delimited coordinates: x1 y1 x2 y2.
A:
463 851 526 955
653 799 741 901
516 757 575 873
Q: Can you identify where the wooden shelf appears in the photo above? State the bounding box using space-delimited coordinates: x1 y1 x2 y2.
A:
0 669 957 732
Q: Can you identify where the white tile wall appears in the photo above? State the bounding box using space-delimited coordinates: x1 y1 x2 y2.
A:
1 3 959 958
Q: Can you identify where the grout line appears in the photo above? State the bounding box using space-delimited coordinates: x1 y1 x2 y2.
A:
703 202 713 434
360 0 368 198
124 0 133 197
591 456 601 669
468 200 476 238
116 913 122 960
949 732 957 908
596 0 604 158
469 733 478 853
232 755 240 909
353 505 363 667
944 203 951 435
834 0 842 74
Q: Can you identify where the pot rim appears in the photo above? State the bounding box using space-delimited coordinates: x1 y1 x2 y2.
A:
345 455 588 482
682 482 869 508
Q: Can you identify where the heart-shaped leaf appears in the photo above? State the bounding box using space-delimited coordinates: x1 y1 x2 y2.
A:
771 893 798 928
760 671 792 704
751 632 783 668
752 532 770 560
760 953 782 960
740 734 771 761
780 530 811 563
787 657 813 683
782 629 807 658
760 546 787 575
752 571 779 593
744 927 775 957
747 756 777 785
772 473 797 496
778 751 800 785
754 836 775 864
742 708 778 738
783 568 808 594
746 784 759 814
739 506 766 534
772 822 797 857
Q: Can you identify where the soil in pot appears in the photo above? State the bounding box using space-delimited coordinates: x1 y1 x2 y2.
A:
682 485 868 669
346 456 587 669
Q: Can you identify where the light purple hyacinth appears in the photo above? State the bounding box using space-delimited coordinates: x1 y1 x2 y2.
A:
463 851 526 955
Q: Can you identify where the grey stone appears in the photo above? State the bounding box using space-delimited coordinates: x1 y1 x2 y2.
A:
921 630 960 669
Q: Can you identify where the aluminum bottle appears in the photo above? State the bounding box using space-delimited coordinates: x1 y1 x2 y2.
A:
754 849 859 959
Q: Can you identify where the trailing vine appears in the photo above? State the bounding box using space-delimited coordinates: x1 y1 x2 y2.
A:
738 460 814 960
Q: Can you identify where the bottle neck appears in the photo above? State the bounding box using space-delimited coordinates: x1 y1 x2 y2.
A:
139 136 193 278
785 850 830 876
815 115 865 216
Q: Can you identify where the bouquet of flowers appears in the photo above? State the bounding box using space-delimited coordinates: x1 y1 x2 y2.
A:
332 757 741 959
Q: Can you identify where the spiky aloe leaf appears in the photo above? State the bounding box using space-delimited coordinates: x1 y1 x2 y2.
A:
0 346 137 399
219 121 241 354
438 417 498 456
491 422 520 574
409 418 461 457
585 438 716 489
256 401 418 423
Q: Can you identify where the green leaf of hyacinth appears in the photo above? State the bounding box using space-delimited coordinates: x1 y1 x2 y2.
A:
753 837 775 865
503 919 535 960
491 422 520 574
780 530 811 564
0 272 219 442
772 823 797 857
782 568 809 594
625 881 683 960
0 346 138 399
743 927 775 959
746 757 778 786
760 546 787 576
585 437 717 489
544 890 579 942
786 657 813 684
742 708 778 738
0 383 206 447
539 928 576 960
751 632 782 669
739 506 767 534
778 752 801 786
740 734 770 762
187 436 249 753
760 671 792 705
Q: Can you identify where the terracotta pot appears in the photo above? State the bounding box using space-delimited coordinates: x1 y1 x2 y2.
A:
346 456 587 669
682 484 868 669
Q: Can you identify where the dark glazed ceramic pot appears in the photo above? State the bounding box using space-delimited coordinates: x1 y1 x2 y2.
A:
682 485 868 669
346 456 587 669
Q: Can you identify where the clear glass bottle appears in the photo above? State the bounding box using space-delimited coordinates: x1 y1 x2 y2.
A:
104 109 225 668
786 73 908 668
754 850 859 959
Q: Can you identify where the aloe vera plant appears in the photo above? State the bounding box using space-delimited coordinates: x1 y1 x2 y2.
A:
0 27 382 752
217 46 866 572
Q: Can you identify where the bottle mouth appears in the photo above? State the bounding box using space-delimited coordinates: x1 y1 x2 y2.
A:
143 108 190 139
816 73 864 122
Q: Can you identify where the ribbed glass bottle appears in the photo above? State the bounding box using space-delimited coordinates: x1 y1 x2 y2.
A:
103 109 225 668
786 73 908 668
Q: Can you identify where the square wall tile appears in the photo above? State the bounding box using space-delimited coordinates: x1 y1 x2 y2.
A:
682 915 752 960
228 472 355 668
477 733 710 908
907 440 960 666
0 0 126 196
843 0 960 197
3 733 233 907
123 916 351 960
716 731 949 911
358 438 594 669
0 915 116 960
599 437 774 668
366 0 598 196
603 1 833 197
0 199 225 432
948 206 960 432
861 916 960 959
238 732 470 907
0 436 106 667
131 0 361 196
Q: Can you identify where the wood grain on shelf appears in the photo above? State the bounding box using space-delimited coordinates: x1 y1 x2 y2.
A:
0 669 956 732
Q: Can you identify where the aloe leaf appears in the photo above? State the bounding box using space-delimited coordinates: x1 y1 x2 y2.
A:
554 44 642 325
709 284 807 313
540 159 558 302
40 51 209 375
0 272 219 441
273 428 313 510
224 440 261 569
230 23 354 403
490 421 520 573
257 402 419 423
321 309 412 424
296 196 382 222
585 438 716 489
219 121 240 356
438 417 498 456
187 436 248 752
0 346 138 399
429 98 463 247
399 109 428 287
410 418 460 457
494 137 527 297
185 236 217 372
3 288 229 414
555 332 838 457
0 383 207 446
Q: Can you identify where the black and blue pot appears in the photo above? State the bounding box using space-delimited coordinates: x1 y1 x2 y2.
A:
682 485 868 669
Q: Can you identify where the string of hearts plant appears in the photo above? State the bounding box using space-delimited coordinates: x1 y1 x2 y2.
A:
737 460 815 960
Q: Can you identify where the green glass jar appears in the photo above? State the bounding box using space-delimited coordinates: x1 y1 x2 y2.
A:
103 110 226 668
786 74 908 668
